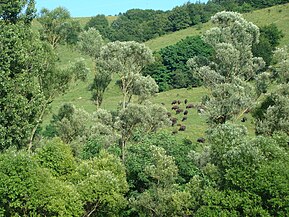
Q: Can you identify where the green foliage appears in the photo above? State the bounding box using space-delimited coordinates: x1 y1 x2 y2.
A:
188 123 289 215
69 150 129 216
143 36 212 90
0 0 36 24
0 149 83 216
0 22 44 150
45 103 92 143
253 84 289 136
84 14 110 38
38 7 81 47
77 28 105 59
99 41 154 109
253 24 284 66
35 138 76 177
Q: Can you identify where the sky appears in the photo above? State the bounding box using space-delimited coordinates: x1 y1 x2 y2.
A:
35 0 206 17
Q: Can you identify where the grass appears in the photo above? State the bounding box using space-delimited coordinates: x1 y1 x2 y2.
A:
145 3 289 51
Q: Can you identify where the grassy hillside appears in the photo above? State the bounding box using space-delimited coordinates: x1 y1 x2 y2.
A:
41 3 288 140
145 3 289 51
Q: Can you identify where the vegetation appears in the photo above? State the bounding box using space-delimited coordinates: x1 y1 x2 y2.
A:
0 0 288 216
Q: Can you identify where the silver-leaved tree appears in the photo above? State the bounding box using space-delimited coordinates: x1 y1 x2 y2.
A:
188 11 266 125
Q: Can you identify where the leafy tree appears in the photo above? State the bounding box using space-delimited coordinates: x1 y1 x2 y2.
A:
0 21 44 151
29 54 89 149
116 102 169 161
253 84 289 136
253 24 284 66
35 138 76 177
84 14 110 38
77 28 105 60
158 36 212 89
129 145 192 216
69 150 129 216
0 149 83 216
271 46 289 84
99 41 154 109
167 6 191 32
188 11 265 125
0 0 36 24
188 123 289 215
77 28 109 107
38 7 81 48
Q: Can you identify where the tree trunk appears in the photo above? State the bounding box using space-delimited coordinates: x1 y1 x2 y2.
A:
28 101 47 151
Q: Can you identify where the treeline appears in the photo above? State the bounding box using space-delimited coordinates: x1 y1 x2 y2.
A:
83 0 289 42
34 0 289 46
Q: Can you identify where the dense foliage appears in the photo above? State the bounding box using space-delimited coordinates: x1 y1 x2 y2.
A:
1 1 289 216
143 36 213 91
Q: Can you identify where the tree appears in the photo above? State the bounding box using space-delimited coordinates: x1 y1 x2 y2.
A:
188 123 289 215
188 11 265 125
99 41 154 109
129 145 192 216
115 102 169 161
38 7 81 48
77 28 109 107
167 6 192 32
29 54 89 149
253 24 284 67
0 0 36 24
0 149 83 216
84 14 110 38
0 21 44 151
69 150 129 217
77 28 105 60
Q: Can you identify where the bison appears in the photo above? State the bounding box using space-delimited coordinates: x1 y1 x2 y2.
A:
171 105 179 110
184 99 188 104
179 125 186 131
197 137 205 143
184 110 188 115
241 117 247 122
186 103 194 109
182 116 187 122
171 100 177 105
170 117 177 126
176 108 183 114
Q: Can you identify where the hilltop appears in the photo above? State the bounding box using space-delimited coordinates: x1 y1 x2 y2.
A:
145 3 289 51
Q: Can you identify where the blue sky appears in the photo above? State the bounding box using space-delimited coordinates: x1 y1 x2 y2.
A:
35 0 206 17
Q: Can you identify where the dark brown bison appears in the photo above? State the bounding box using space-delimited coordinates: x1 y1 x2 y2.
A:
176 108 183 114
179 125 186 131
184 110 188 115
166 112 172 117
182 116 187 122
184 99 188 104
241 117 247 122
177 100 181 104
171 100 177 105
186 103 194 109
171 105 179 110
170 117 177 126
197 137 205 143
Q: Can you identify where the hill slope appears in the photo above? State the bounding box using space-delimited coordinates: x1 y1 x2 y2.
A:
145 3 289 51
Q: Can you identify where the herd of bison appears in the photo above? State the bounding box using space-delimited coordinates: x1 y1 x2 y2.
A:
163 98 248 144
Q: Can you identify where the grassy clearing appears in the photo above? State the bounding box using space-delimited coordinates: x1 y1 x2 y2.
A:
145 3 289 51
